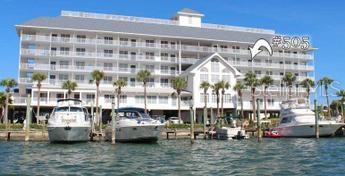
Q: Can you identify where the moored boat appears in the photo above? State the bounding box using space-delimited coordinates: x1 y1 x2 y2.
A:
273 99 344 137
47 99 91 143
105 107 165 143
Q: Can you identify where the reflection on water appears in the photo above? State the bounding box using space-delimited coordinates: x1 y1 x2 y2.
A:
1 138 345 175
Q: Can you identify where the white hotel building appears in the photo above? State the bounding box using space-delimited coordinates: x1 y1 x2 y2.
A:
13 9 315 120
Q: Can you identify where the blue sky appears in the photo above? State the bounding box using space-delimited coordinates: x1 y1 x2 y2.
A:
0 0 344 104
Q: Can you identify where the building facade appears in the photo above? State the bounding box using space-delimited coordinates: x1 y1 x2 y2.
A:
14 9 315 120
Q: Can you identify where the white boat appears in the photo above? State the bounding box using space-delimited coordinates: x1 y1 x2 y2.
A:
105 108 165 143
273 99 344 137
215 127 248 140
47 99 91 142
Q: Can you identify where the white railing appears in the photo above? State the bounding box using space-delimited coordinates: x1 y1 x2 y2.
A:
21 35 313 60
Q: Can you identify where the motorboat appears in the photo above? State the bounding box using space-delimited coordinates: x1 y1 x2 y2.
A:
210 119 248 140
105 107 165 143
273 98 344 137
47 99 91 142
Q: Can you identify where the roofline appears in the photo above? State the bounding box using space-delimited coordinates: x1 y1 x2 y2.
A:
15 25 317 50
15 24 259 45
177 11 204 17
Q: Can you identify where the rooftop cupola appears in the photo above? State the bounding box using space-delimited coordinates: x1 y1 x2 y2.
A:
174 8 204 27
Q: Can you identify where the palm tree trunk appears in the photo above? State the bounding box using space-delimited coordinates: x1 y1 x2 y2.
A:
288 86 292 99
4 93 9 126
96 85 99 130
37 86 41 124
117 91 120 111
264 88 267 119
252 87 256 122
144 82 147 114
221 91 224 117
326 88 330 117
240 93 244 120
216 93 220 118
178 93 181 121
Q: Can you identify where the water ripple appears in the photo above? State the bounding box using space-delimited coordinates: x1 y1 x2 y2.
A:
1 138 345 175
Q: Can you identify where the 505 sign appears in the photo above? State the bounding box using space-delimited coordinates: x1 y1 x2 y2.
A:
272 36 310 50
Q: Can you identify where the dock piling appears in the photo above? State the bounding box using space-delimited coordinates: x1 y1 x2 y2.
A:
111 99 116 144
256 98 262 142
314 99 319 138
25 94 31 142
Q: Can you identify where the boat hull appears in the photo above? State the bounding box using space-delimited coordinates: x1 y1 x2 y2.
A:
105 125 163 143
273 123 344 137
48 126 90 143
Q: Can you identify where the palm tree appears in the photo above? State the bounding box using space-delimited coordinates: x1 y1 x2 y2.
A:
137 70 151 114
0 78 17 125
282 72 296 99
90 70 105 128
171 77 188 121
62 80 78 98
200 81 210 109
211 82 222 118
200 81 210 137
113 79 127 110
330 100 342 117
318 77 333 117
244 72 259 122
336 89 345 118
31 72 47 120
260 75 274 119
219 80 230 117
300 78 315 106
233 82 246 120
0 92 6 123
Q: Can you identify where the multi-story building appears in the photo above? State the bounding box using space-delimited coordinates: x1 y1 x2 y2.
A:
14 8 315 121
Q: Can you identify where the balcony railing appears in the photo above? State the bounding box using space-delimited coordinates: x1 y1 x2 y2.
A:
21 34 313 60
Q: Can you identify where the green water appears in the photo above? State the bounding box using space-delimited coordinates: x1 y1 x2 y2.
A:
1 138 345 175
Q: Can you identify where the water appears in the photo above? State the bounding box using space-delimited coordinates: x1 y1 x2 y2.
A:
1 138 345 175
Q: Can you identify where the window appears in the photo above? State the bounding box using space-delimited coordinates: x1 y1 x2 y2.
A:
60 47 70 55
211 75 219 83
145 65 154 72
120 95 127 103
255 70 261 75
59 61 69 69
119 77 128 82
212 94 217 103
76 48 86 56
160 78 169 87
75 75 84 82
268 99 275 106
103 76 112 83
200 67 208 72
104 95 115 103
224 94 231 103
76 35 86 43
211 59 220 72
104 63 113 70
61 34 70 42
145 52 154 60
148 96 157 104
161 53 169 60
200 74 208 82
161 41 169 48
145 40 155 47
104 50 113 57
159 96 168 104
105 36 114 44
119 64 128 72
200 93 209 103
161 66 169 74
59 74 69 80
135 96 144 104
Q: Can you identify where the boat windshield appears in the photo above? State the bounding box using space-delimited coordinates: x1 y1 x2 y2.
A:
118 111 151 119
55 107 83 113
